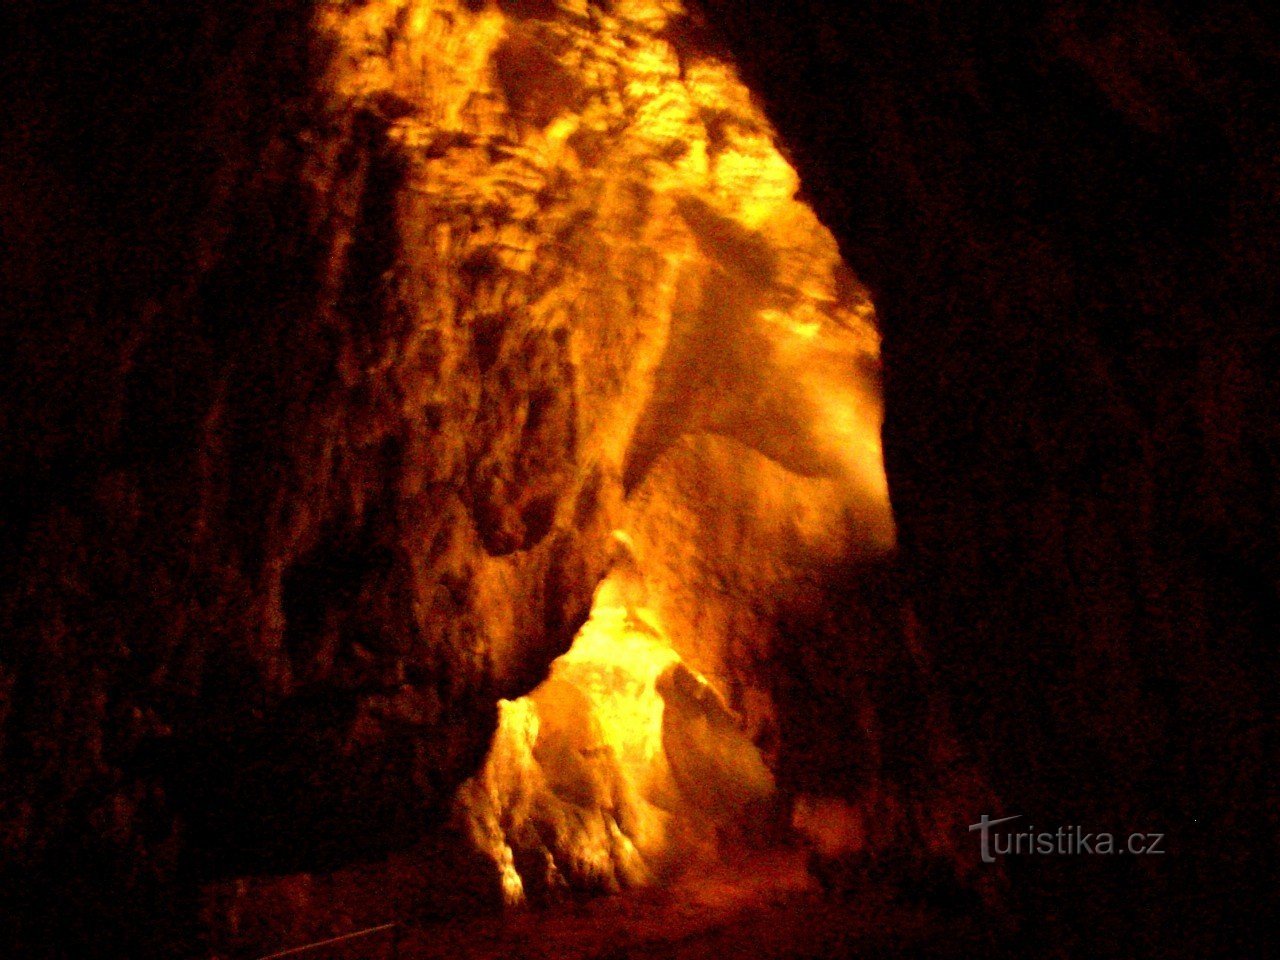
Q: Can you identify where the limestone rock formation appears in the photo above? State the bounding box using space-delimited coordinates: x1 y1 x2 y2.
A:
6 1 1264 958
701 1 1278 956
2 1 953 955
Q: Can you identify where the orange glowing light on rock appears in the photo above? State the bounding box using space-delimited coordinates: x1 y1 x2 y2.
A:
456 571 775 904
318 0 898 902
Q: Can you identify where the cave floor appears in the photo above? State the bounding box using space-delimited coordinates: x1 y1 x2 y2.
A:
390 849 997 960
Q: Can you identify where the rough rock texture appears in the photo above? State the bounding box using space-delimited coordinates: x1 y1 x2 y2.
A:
0 0 669 954
2 1 968 957
6 1 1270 958
701 1 1278 957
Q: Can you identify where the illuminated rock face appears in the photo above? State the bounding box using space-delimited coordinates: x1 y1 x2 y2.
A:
701 3 1277 957
4 2 1274 957
458 590 780 903
295 0 933 912
311 0 903 911
3 0 918 954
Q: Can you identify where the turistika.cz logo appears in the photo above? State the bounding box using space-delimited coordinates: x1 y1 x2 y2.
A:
968 815 1166 864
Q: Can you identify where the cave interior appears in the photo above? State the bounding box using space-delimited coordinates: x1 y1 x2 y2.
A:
0 1 1274 959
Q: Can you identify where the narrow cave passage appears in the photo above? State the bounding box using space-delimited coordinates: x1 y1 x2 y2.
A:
198 0 956 951
3 0 1272 958
389 0 906 915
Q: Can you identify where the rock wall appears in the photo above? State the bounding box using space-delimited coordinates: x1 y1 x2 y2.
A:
8 1 1260 958
701 1 1278 957
2 1 965 956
